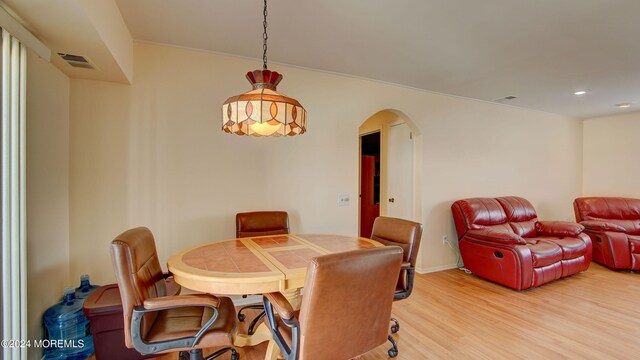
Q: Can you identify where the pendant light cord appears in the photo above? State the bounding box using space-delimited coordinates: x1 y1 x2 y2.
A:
262 0 268 70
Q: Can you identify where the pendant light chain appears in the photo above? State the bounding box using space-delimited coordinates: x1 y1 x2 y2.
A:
262 0 268 70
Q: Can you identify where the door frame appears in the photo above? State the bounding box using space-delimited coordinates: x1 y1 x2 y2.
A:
358 109 422 240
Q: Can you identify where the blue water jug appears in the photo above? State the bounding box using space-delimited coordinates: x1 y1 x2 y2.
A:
75 274 99 300
43 288 94 359
43 335 94 360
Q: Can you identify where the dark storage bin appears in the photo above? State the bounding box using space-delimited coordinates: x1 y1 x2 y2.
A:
82 284 154 360
83 279 180 360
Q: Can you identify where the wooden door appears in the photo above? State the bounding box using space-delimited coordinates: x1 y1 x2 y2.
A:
360 155 379 238
386 123 413 219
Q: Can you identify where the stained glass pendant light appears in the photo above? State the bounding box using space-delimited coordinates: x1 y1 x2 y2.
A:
222 0 306 136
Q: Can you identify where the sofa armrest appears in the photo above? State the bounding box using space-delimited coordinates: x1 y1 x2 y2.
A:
535 221 584 237
465 229 526 245
143 294 220 310
580 220 627 232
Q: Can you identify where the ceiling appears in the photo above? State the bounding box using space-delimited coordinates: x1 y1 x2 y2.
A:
9 0 640 118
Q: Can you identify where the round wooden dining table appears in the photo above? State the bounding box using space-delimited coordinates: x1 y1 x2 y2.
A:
167 233 383 359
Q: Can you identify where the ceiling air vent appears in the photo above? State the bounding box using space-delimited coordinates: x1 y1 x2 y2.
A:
493 95 517 103
57 53 96 70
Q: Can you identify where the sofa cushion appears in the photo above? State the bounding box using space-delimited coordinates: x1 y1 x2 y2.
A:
580 218 640 235
595 219 640 235
509 220 537 237
536 237 587 260
531 262 563 287
497 197 537 221
574 197 640 221
575 197 640 235
525 240 562 267
457 198 507 227
497 197 538 237
452 198 509 239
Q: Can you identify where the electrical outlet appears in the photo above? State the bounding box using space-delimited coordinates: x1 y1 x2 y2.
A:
338 194 350 207
442 235 449 245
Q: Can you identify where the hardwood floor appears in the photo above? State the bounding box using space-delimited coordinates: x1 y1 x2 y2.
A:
108 263 640 359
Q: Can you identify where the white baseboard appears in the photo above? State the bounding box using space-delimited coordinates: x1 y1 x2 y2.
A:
416 264 458 274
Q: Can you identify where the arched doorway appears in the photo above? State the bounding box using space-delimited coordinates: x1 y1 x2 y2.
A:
358 110 422 238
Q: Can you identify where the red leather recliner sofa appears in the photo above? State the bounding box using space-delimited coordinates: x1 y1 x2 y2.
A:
452 196 592 290
574 197 640 270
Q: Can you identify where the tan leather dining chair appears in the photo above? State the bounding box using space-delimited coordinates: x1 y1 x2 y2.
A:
370 216 423 355
235 211 290 335
263 246 404 360
110 227 239 360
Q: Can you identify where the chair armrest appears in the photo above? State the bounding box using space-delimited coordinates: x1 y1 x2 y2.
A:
132 294 221 354
263 293 300 359
395 265 415 300
264 292 295 320
465 229 526 245
143 294 220 311
536 221 584 237
580 220 626 232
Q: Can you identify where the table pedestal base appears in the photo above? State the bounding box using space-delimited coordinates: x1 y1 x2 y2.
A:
234 288 300 359
234 322 272 347
264 339 282 360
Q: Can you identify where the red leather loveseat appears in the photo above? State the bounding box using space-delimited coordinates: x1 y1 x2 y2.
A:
574 197 640 270
452 196 592 290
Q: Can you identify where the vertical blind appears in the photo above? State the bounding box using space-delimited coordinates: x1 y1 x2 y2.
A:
1 28 27 360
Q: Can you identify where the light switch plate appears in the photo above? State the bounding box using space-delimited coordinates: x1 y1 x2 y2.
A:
338 194 350 206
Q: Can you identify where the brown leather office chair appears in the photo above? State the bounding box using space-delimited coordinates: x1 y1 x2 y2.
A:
236 211 290 238
110 227 239 360
235 211 290 335
263 246 404 360
371 216 423 338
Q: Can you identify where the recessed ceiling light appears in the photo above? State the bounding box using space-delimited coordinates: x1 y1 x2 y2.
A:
573 90 588 96
616 103 632 108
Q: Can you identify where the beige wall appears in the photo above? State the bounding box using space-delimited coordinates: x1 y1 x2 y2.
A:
69 43 584 281
422 99 583 269
583 111 640 198
26 50 70 358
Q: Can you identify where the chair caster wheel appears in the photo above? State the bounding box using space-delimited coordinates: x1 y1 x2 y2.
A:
388 349 398 358
238 313 246 321
391 324 399 333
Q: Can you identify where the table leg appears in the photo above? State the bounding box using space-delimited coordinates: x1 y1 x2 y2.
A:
234 322 272 347
265 339 282 360
281 287 302 310
235 288 301 360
